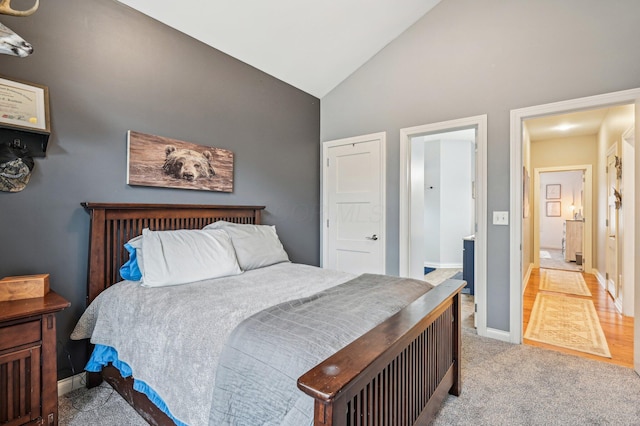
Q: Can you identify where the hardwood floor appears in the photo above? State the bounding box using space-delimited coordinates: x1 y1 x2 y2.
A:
523 267 634 368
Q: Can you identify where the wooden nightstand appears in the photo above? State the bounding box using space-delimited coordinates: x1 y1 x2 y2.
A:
0 291 70 426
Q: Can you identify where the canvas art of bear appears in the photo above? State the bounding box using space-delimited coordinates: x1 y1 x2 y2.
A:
163 145 215 181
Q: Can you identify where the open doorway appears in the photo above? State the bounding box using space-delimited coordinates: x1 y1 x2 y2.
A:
420 129 475 286
399 114 487 337
536 168 588 273
517 103 635 368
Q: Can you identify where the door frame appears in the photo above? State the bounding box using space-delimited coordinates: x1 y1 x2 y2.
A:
605 144 620 301
399 114 488 338
621 126 635 315
533 165 593 274
509 88 640 359
320 132 387 271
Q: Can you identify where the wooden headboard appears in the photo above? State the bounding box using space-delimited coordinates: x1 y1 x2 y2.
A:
81 203 265 305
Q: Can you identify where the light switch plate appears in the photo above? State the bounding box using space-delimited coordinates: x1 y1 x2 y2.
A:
493 211 509 225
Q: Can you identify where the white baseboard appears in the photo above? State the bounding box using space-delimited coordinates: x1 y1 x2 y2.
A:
484 327 513 343
593 269 606 290
587 269 623 313
424 262 463 269
522 263 533 294
614 298 623 314
58 372 86 396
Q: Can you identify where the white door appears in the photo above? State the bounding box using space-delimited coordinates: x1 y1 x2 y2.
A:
323 133 385 275
606 150 619 299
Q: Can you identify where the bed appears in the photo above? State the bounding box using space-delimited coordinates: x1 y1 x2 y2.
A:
74 202 464 426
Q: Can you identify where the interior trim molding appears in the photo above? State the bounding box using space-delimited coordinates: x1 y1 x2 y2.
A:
399 114 487 338
593 268 606 290
58 372 86 396
485 327 511 343
424 262 463 269
510 87 640 346
533 165 593 275
523 262 533 294
320 132 387 273
621 126 635 316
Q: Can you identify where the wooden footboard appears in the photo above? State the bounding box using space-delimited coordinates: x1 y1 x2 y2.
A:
298 279 464 426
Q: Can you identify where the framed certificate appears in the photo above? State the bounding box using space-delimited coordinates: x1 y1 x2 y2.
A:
0 76 50 133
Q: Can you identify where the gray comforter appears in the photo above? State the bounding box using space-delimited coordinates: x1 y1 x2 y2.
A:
71 263 355 426
209 273 434 426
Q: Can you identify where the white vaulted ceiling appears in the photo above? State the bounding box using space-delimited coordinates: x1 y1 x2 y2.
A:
116 0 441 98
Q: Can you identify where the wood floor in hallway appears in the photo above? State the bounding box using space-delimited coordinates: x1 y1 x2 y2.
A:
523 267 634 368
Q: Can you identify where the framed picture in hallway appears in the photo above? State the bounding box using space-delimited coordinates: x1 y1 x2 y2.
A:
546 184 561 199
546 201 561 217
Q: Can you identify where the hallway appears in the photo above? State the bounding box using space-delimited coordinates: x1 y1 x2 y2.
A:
523 268 633 368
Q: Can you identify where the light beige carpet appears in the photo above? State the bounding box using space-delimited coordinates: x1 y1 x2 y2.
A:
540 250 552 259
424 268 461 285
525 293 611 358
539 248 582 272
539 268 591 296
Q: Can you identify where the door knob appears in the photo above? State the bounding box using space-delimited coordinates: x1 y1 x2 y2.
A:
366 234 378 241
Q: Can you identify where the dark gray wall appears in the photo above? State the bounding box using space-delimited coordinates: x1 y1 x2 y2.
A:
0 0 320 379
321 0 640 331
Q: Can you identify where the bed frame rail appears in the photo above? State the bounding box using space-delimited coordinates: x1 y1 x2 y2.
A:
298 279 463 426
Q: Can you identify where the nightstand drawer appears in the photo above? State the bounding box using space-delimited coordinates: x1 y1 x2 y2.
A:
0 319 41 351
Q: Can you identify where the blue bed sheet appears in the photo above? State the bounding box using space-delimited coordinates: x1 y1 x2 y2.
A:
86 344 187 426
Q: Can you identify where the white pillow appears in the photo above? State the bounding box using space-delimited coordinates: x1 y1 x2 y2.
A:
140 228 242 287
204 221 290 271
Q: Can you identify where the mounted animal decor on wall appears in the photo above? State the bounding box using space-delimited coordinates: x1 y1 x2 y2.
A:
0 0 39 58
126 130 234 192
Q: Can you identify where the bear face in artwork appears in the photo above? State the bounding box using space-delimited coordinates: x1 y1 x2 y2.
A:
163 145 216 181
